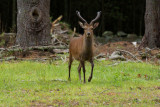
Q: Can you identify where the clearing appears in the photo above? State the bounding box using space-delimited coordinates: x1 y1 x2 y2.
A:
0 61 159 106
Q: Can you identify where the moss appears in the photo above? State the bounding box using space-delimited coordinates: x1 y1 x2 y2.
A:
0 32 5 37
156 53 160 59
0 40 5 46
59 22 70 30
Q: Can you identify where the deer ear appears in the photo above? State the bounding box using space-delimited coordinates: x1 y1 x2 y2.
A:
79 21 84 28
93 22 99 29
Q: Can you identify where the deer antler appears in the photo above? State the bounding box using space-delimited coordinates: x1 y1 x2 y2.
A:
90 11 101 24
76 11 88 24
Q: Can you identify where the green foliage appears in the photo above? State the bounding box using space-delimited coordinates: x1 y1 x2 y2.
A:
0 33 5 46
9 24 16 33
59 22 73 35
59 22 70 30
0 32 4 37
50 17 53 22
0 61 159 106
156 53 160 59
0 40 5 46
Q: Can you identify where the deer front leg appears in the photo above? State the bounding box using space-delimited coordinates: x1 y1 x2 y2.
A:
78 63 82 81
81 61 86 83
68 54 73 81
88 60 94 82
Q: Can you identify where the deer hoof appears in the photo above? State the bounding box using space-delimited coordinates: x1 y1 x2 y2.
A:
68 78 71 81
88 79 91 82
88 77 92 82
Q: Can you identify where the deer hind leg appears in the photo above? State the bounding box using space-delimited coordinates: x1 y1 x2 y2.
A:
81 61 86 83
88 60 94 82
68 54 73 81
78 63 82 81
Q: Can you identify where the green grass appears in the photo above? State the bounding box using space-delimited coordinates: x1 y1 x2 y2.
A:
0 60 159 106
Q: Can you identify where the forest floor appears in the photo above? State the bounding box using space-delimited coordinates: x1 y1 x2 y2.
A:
2 41 159 65
99 41 160 65
0 60 159 106
1 21 160 65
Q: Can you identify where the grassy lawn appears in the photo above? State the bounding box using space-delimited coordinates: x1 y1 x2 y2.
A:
0 60 159 106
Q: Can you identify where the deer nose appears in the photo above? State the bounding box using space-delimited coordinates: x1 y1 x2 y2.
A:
87 32 91 36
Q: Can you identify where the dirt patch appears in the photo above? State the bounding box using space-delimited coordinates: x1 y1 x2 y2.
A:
0 38 159 64
69 100 79 106
17 50 56 60
31 101 48 107
99 41 136 55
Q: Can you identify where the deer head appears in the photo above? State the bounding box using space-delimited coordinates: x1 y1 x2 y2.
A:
76 11 101 38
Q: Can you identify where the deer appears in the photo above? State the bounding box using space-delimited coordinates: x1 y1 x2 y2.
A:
68 11 101 83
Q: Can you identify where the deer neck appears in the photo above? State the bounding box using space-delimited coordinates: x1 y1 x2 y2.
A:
82 34 93 53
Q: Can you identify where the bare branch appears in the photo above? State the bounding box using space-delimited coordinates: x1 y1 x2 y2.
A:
116 49 142 62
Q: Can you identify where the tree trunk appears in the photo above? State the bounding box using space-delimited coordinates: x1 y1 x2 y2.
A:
140 0 160 48
16 0 51 47
12 0 16 28
101 0 105 34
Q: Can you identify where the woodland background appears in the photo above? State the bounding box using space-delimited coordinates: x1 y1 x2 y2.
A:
0 0 145 36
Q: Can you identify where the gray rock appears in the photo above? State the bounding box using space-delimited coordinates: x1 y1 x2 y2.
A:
117 31 127 37
102 31 113 37
105 35 114 42
96 37 106 44
127 34 137 39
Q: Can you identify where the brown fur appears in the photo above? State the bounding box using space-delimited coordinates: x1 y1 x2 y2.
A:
68 11 101 83
69 35 94 61
68 23 98 83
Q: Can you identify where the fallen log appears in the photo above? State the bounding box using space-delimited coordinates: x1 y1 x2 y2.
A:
6 45 68 52
0 45 68 58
